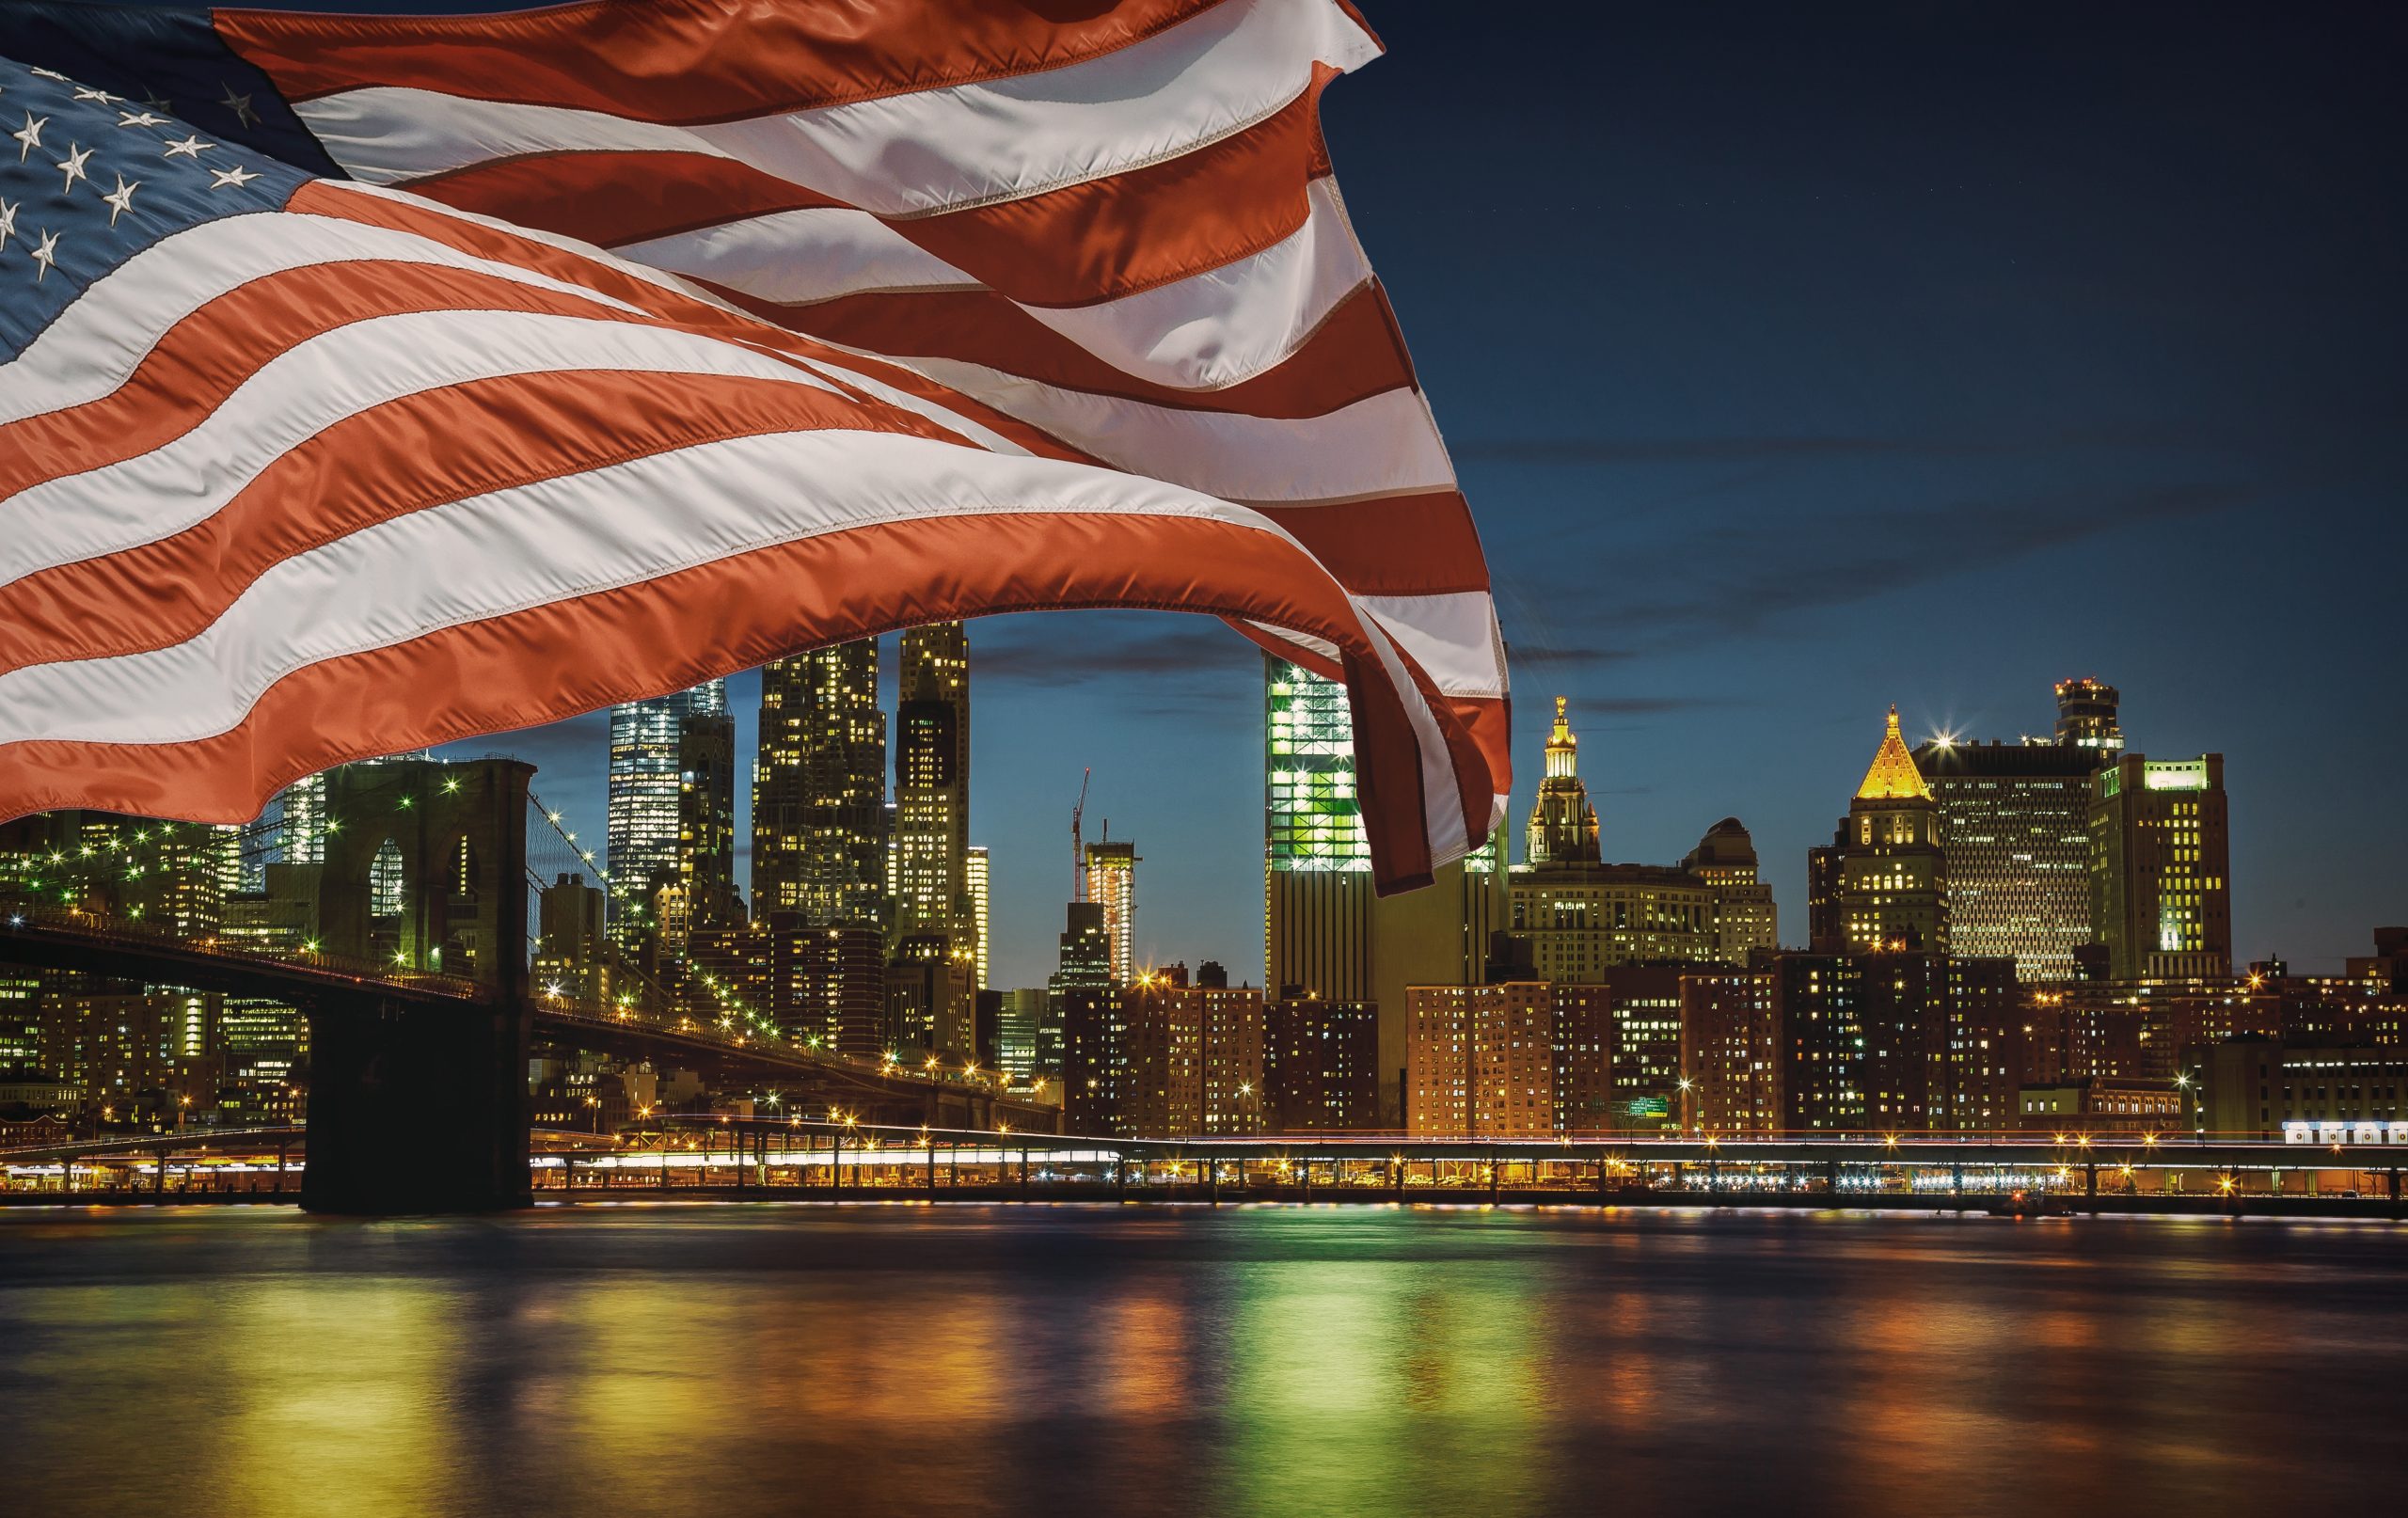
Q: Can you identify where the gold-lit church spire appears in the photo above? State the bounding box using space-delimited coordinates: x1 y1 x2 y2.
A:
1856 704 1931 802
1526 695 1601 865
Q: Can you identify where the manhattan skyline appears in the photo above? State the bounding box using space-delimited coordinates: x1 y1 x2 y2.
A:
433 2 2404 987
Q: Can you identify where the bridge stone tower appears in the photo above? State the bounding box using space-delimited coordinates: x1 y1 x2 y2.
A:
305 758 537 1213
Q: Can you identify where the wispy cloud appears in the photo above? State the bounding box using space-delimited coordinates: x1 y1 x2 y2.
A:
1510 480 2248 649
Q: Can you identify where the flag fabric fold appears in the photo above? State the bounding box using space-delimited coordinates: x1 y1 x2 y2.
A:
0 0 1508 892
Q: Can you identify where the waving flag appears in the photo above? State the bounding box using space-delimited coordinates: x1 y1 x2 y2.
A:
0 1 1507 893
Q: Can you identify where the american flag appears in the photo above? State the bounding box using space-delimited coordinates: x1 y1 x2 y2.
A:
0 1 1507 893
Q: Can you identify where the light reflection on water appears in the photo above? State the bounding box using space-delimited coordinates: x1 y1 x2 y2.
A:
2 1204 2403 1517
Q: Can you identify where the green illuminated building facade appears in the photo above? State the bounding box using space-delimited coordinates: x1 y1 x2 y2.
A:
2089 753 2231 980
1265 658 1506 1122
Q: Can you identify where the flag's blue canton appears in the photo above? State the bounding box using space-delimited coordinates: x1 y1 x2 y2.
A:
0 3 341 178
0 57 306 361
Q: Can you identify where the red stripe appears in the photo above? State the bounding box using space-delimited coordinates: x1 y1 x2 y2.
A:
219 0 1228 115
879 76 1333 308
0 261 666 501
1251 493 1491 595
404 151 848 250
0 372 902 676
0 511 1441 891
403 80 1334 309
737 277 1418 420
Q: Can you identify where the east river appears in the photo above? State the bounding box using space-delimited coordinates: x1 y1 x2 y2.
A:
2 1204 2402 1515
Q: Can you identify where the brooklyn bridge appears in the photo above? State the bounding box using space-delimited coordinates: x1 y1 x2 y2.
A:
0 757 1056 1211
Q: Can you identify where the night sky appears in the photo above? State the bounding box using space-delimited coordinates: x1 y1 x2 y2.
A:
89 2 2408 984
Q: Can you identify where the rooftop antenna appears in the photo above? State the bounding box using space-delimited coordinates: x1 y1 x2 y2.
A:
1071 767 1091 902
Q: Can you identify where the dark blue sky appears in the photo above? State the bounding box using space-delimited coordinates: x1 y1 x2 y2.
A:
91 2 2408 983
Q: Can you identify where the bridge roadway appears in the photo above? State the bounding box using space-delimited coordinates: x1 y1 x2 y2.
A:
0 912 1059 1210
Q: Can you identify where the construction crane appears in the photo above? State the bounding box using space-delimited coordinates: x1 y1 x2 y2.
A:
1070 767 1091 902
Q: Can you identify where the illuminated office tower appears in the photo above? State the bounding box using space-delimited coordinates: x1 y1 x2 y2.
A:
607 679 726 938
1054 901 1119 1131
2088 753 2231 980
1084 834 1139 983
1809 706 1948 955
1913 680 2118 982
1266 656 1507 1123
670 711 742 940
967 846 991 991
752 641 887 927
894 623 974 969
1265 657 1372 1002
276 772 327 866
997 987 1048 1081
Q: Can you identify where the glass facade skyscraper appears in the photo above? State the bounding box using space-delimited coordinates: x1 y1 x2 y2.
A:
895 623 974 978
1083 836 1138 983
606 679 726 936
752 641 887 927
1265 658 1370 872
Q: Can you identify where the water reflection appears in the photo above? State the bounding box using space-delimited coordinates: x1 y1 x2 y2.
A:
2 1205 2404 1516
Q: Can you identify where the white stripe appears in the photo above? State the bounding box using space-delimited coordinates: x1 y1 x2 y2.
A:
788 354 1034 460
293 0 1378 216
1023 178 1368 388
1359 591 1508 698
0 431 1317 747
897 355 1454 502
614 206 970 304
0 211 646 426
627 178 1370 390
1 310 840 590
1361 619 1472 868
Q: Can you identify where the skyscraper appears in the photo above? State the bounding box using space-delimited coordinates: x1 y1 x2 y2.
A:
1084 834 1139 983
1810 706 1948 954
1265 656 1373 1001
665 709 741 945
1266 656 1511 1123
894 623 973 966
1912 680 2119 982
752 641 887 927
967 845 991 991
607 679 725 940
2088 752 2232 979
1054 900 1120 1131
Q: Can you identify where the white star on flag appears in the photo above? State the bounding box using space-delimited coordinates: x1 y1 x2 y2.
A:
28 68 70 82
101 174 139 227
55 141 93 193
55 141 92 193
0 198 16 247
28 227 59 281
116 110 167 129
70 85 120 105
207 164 259 191
11 111 42 163
163 134 212 160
